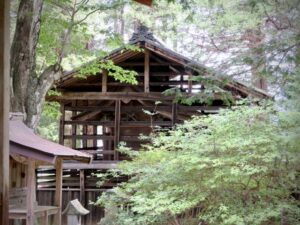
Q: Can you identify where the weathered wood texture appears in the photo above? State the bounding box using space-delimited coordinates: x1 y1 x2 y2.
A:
54 158 63 225
36 169 117 225
0 1 10 224
144 49 150 92
26 160 36 225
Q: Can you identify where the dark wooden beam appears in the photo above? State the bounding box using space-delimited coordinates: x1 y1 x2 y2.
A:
71 110 102 121
0 1 9 224
48 92 174 101
119 62 179 66
65 81 193 88
64 105 223 112
64 135 114 140
64 121 173 127
150 53 184 73
62 161 118 170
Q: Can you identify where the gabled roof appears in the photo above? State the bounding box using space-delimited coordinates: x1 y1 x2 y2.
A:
56 25 271 99
9 115 92 164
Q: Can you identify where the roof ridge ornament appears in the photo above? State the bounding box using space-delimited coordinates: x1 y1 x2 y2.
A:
129 24 161 45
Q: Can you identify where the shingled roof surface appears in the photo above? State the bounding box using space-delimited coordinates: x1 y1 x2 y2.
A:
10 118 92 164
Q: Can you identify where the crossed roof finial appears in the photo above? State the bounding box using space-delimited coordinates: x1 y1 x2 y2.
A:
129 24 159 44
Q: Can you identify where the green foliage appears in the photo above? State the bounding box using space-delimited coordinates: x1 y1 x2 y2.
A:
97 104 299 225
78 59 138 84
37 102 61 142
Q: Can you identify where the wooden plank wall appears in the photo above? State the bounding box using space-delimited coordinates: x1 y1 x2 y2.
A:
0 1 10 224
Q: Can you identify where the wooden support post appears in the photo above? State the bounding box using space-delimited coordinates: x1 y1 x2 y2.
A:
42 211 49 225
54 158 63 225
0 1 10 224
180 74 183 90
102 70 108 93
79 170 85 204
144 49 150 93
188 74 192 94
114 100 121 160
93 125 97 150
171 103 178 126
26 159 36 225
71 101 77 149
83 125 87 149
59 104 65 145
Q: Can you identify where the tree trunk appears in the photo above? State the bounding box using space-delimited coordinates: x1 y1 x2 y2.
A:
25 64 62 129
10 0 64 129
10 0 44 113
243 28 268 91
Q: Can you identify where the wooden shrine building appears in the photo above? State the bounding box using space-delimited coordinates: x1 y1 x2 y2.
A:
9 113 91 225
44 25 270 225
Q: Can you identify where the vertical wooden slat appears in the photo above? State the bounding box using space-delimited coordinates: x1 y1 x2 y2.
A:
83 125 87 149
79 170 85 204
102 70 108 93
144 49 150 93
180 74 183 90
188 74 192 94
59 103 65 145
54 158 63 225
114 100 121 160
71 101 77 149
93 125 97 149
42 211 49 225
0 1 10 224
26 159 36 225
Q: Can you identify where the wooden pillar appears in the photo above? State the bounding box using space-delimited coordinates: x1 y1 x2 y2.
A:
0 1 10 224
59 104 65 145
93 125 97 154
79 170 85 203
114 100 121 161
171 103 178 126
71 101 77 149
42 211 49 225
188 74 192 94
26 159 36 225
54 158 63 225
102 70 108 93
82 125 87 149
144 49 150 93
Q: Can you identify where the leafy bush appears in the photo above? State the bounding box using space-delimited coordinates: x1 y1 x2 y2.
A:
97 103 299 225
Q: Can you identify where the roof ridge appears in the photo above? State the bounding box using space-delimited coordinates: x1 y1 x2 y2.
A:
129 24 162 45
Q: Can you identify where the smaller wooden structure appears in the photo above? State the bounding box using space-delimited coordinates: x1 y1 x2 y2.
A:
9 113 92 225
62 199 90 225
